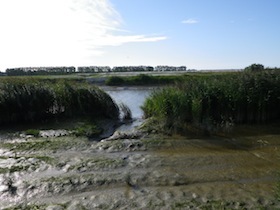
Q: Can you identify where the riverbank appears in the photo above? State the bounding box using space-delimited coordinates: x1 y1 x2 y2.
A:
1 122 280 209
1 70 280 209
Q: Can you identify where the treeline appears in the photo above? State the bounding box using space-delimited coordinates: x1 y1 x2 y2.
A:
142 68 280 134
6 66 76 76
3 65 188 76
0 78 119 125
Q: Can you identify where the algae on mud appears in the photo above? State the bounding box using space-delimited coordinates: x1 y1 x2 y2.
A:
1 125 280 209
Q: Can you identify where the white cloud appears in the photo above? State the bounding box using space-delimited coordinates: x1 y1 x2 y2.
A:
182 18 199 24
90 35 167 47
0 0 166 69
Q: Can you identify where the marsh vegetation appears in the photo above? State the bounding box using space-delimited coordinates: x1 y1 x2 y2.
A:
0 78 119 126
105 74 184 86
1 66 280 209
142 69 280 134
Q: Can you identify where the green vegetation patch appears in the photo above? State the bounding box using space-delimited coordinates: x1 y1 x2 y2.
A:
0 78 119 126
142 69 280 134
73 122 103 138
0 136 89 152
105 74 184 86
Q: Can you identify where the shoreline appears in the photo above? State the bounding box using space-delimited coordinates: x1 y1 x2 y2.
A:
1 123 280 209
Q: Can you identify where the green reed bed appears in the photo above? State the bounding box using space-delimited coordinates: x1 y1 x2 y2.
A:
142 70 280 133
105 74 184 86
0 78 119 125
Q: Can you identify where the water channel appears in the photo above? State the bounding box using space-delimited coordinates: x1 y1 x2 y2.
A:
102 86 155 131
1 86 280 209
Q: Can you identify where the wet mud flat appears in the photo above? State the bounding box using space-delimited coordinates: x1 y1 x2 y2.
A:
1 127 280 209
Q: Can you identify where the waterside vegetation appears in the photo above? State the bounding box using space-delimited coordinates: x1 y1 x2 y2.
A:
1 65 280 209
142 67 280 134
0 78 119 126
105 74 184 86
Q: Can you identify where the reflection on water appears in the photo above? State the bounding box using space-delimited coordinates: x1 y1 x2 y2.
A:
102 86 154 130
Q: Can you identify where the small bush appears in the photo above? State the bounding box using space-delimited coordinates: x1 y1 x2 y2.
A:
244 63 264 72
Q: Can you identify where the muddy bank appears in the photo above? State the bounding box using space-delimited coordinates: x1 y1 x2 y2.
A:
1 126 280 209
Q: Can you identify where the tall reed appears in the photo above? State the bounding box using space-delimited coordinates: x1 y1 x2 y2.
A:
142 70 280 133
0 78 119 125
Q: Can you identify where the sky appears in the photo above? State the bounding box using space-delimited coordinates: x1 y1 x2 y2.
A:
0 0 280 71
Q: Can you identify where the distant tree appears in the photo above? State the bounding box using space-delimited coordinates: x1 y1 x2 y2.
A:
244 64 264 72
6 68 26 76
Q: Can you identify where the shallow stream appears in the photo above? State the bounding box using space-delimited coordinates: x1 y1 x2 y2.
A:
103 86 154 131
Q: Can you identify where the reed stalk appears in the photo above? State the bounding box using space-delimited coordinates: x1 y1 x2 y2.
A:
142 70 280 133
0 78 119 125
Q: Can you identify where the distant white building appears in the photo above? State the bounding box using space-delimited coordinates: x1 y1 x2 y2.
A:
77 66 111 73
154 66 187 71
111 66 154 72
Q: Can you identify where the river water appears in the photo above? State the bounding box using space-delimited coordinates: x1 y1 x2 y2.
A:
102 86 155 131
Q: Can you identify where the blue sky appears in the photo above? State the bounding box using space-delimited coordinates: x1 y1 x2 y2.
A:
0 0 279 71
